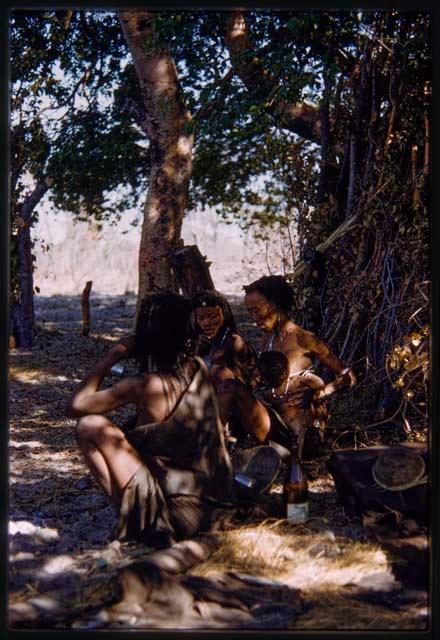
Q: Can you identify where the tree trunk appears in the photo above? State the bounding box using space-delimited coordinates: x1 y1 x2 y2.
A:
119 12 194 309
170 244 215 297
12 177 53 348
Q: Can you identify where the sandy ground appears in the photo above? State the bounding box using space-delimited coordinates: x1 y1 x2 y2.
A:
8 294 429 630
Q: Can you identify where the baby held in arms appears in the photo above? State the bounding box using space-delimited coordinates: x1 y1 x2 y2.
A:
256 350 325 441
256 350 354 457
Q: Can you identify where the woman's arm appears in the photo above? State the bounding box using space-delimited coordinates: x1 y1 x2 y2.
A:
230 334 257 378
297 330 356 390
65 336 141 418
301 372 326 391
313 369 354 403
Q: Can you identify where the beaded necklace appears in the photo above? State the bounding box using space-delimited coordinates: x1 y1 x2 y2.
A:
219 326 230 347
266 312 285 351
271 376 291 399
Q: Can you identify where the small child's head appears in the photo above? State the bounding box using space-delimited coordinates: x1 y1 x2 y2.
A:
257 351 290 388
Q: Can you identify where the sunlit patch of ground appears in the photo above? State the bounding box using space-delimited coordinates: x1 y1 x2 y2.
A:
194 521 391 589
9 365 73 381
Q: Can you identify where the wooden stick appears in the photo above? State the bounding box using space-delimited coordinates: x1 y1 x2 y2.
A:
423 111 430 178
81 280 93 336
411 144 418 190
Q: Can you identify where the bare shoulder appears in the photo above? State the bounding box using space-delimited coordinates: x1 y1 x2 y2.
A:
138 372 166 397
103 373 149 407
284 321 307 342
295 325 320 349
286 321 320 350
139 359 198 398
293 327 335 360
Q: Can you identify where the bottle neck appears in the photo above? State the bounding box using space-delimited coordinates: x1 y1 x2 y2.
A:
286 445 306 486
290 445 299 464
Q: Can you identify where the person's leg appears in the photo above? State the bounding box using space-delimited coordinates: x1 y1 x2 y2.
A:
75 414 144 506
216 378 271 443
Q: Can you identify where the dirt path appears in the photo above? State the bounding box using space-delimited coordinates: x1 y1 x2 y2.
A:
8 295 428 630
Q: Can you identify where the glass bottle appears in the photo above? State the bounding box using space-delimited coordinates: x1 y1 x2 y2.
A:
283 446 309 523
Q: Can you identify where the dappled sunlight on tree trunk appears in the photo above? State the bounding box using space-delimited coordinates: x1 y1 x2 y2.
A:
120 11 193 304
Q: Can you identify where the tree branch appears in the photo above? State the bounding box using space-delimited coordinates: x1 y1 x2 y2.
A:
17 176 54 227
224 11 321 142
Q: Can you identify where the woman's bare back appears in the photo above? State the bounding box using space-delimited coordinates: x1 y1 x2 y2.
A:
135 359 199 426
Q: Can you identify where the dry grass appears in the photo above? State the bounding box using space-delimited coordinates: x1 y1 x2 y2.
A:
193 518 390 590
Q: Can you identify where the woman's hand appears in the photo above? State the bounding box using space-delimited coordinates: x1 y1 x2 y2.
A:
335 368 356 390
345 368 357 388
107 335 136 364
249 372 263 391
196 333 213 356
313 368 356 403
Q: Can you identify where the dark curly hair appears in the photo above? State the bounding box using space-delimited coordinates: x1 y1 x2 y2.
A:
192 289 237 344
134 291 196 373
257 350 290 387
243 275 295 315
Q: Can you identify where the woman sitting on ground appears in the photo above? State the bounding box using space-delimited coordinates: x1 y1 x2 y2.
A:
66 291 237 549
192 289 256 433
216 275 356 454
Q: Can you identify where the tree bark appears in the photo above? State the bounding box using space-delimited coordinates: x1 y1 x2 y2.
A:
12 176 53 348
224 12 321 142
119 12 194 308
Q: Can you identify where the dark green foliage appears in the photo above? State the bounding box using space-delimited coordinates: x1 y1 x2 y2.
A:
46 109 146 219
11 10 147 215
